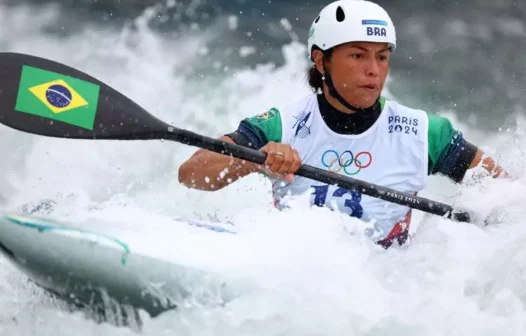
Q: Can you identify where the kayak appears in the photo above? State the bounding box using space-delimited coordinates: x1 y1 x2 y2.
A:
0 212 243 325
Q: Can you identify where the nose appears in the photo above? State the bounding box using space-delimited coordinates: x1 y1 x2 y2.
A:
365 57 379 77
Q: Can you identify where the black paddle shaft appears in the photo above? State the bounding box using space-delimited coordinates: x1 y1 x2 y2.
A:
0 51 472 223
166 127 472 222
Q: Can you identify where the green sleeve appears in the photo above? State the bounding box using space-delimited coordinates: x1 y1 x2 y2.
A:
427 115 456 173
241 107 283 143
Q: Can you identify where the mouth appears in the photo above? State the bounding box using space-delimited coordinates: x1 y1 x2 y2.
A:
359 84 379 92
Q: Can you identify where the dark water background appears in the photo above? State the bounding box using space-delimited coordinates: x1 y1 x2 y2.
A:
6 0 526 130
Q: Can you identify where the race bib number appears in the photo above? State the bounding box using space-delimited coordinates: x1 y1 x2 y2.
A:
311 185 363 218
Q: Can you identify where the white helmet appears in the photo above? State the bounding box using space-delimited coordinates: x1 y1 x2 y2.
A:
307 0 396 61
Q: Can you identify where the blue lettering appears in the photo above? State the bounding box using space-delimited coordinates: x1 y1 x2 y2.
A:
312 185 329 206
389 115 419 135
366 27 387 37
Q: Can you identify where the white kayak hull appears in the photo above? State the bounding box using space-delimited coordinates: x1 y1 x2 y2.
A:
0 212 242 321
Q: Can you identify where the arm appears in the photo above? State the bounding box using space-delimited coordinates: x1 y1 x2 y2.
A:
468 149 509 179
178 135 261 191
427 115 509 183
178 108 294 191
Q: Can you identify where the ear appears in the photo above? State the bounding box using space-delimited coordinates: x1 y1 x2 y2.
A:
312 49 325 75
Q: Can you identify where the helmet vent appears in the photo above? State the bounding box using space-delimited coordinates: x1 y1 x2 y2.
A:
314 15 320 23
336 6 345 22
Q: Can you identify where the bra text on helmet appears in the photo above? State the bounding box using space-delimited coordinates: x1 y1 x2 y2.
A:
366 27 386 37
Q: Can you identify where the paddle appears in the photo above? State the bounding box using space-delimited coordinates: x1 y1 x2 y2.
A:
0 52 473 223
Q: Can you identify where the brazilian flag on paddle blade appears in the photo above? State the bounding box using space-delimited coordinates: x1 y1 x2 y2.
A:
14 65 100 130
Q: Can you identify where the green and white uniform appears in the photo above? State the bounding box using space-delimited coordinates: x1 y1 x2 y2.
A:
233 94 469 242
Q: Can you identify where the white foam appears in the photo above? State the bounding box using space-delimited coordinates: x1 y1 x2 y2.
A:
1 2 526 336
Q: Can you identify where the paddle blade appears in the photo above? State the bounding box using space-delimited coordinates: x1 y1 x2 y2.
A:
0 52 170 140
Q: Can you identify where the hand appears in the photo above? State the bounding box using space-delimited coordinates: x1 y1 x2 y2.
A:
258 142 301 182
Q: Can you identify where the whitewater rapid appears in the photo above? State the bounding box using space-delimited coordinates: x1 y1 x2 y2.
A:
2 2 526 336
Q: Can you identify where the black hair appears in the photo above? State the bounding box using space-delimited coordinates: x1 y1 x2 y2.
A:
306 47 333 93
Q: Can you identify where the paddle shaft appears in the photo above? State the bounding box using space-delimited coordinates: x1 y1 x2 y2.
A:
161 126 471 222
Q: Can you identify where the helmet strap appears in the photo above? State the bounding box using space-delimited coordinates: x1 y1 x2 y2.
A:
321 56 378 113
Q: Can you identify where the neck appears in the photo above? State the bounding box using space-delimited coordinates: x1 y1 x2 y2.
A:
317 94 383 135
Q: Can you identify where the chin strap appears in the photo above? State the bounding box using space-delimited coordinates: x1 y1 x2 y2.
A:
321 57 379 113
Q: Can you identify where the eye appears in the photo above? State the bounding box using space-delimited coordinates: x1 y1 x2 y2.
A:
351 53 364 59
378 54 388 61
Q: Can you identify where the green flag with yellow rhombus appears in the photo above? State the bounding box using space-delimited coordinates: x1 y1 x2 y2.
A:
15 65 100 130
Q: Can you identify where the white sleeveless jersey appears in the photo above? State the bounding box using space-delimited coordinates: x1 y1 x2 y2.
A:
270 94 429 241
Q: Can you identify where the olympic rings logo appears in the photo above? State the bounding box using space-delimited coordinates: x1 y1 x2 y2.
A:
321 150 372 175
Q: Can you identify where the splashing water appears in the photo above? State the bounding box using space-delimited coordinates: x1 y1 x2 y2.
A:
2 2 526 336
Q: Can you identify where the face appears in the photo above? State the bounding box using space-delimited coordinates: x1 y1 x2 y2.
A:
314 41 390 109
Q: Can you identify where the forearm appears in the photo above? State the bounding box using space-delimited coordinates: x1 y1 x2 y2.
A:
469 149 510 179
178 137 260 191
432 141 510 183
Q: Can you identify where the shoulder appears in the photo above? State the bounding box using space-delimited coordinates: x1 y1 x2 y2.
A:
383 99 455 134
381 98 430 137
425 113 457 160
242 94 318 137
427 114 455 137
240 93 318 143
